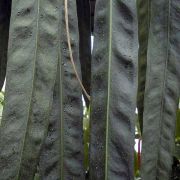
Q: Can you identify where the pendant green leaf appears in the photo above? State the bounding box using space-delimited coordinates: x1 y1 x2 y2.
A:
0 0 61 178
39 0 84 179
89 0 138 179
136 0 151 134
141 0 180 179
39 76 61 180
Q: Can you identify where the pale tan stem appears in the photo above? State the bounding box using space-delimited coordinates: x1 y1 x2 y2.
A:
64 0 91 101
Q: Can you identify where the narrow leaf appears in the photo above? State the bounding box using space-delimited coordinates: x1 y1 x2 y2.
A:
89 0 138 179
39 77 61 180
76 0 91 106
141 0 180 179
0 0 61 179
39 0 85 179
0 0 11 90
136 0 151 134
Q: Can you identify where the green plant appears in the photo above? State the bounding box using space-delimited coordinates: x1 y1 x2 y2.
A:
89 0 138 179
140 1 180 179
0 0 179 180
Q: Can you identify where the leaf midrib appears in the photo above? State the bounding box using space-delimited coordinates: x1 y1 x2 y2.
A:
60 35 64 180
105 0 112 179
60 2 64 180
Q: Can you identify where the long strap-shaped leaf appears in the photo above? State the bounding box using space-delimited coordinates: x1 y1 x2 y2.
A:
136 0 151 134
39 75 61 180
0 0 11 90
0 0 61 179
76 0 91 107
39 0 85 179
141 0 180 179
60 1 84 178
89 0 138 179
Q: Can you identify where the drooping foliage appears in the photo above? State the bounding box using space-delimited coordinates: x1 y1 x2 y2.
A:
0 0 179 180
0 0 62 178
39 0 84 179
89 0 138 179
141 0 180 179
136 0 151 134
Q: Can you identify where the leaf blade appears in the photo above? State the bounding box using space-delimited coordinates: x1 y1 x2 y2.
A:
0 0 61 179
141 0 180 179
89 0 138 179
136 0 151 134
39 1 85 179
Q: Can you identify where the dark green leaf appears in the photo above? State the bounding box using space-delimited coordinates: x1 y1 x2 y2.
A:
39 76 61 180
89 0 138 179
39 0 85 179
141 1 180 179
0 0 11 90
136 0 151 134
0 0 61 179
